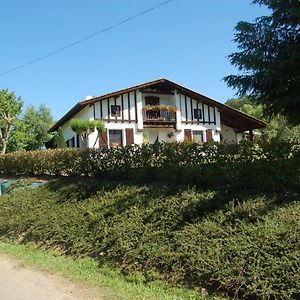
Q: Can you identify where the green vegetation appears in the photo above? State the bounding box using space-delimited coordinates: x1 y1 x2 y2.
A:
0 140 299 298
0 140 299 194
21 104 54 150
0 89 23 154
0 242 212 300
70 118 105 148
0 89 54 153
0 172 299 299
224 0 300 124
51 127 67 148
225 97 300 142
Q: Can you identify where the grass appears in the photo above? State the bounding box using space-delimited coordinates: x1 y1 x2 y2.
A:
0 241 222 300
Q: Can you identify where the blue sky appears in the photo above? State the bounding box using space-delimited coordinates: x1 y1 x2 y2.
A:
0 0 268 120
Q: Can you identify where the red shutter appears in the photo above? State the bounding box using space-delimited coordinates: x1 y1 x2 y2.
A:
99 129 108 147
206 129 213 141
125 128 134 145
184 129 192 141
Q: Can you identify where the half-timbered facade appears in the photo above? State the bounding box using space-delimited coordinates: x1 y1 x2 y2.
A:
49 78 266 147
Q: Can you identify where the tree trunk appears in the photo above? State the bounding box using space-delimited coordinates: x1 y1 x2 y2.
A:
0 124 12 155
0 140 7 155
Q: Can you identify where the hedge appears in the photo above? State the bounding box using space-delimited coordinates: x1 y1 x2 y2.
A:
0 140 299 192
0 179 299 299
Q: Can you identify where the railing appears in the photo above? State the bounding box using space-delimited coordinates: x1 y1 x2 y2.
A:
142 110 176 123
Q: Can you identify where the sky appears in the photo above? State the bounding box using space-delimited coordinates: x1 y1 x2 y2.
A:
0 0 269 121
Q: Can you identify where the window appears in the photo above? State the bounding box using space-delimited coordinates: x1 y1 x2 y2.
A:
145 96 160 106
109 130 123 147
70 137 75 147
66 137 75 148
194 108 202 120
111 105 121 117
76 134 80 148
192 130 204 143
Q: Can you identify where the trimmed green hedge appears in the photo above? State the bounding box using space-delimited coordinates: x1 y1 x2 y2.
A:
0 140 299 192
0 179 299 299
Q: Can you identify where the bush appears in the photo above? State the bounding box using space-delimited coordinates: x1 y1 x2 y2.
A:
0 140 299 192
0 179 299 299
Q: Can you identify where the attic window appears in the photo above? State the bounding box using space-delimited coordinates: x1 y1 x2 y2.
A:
194 108 202 120
111 105 121 117
145 96 159 106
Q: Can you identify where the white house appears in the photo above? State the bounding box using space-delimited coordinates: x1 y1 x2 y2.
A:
49 78 266 147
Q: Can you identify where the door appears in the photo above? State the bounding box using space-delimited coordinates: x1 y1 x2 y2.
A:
206 129 213 141
184 129 192 141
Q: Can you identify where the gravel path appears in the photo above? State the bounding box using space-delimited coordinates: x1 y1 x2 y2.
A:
0 254 107 300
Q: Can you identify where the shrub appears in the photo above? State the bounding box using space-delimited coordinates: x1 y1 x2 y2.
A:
0 139 299 192
0 180 299 299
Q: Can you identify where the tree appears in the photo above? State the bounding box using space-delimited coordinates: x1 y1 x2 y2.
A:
70 119 105 148
6 119 27 153
224 0 300 125
0 89 23 154
226 96 264 119
23 104 54 150
6 104 54 152
226 96 300 142
52 127 66 148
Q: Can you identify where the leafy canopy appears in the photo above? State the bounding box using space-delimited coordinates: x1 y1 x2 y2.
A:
226 96 300 142
23 104 54 150
224 0 300 125
52 127 66 148
70 119 106 142
0 89 23 154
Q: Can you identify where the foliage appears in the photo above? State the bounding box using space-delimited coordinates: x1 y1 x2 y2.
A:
0 89 23 155
70 118 105 148
0 140 299 193
6 104 54 153
51 127 66 148
94 119 106 133
0 176 299 299
22 104 54 150
142 104 178 112
70 119 105 147
70 119 95 136
225 96 264 120
224 0 300 125
6 119 28 153
225 97 300 142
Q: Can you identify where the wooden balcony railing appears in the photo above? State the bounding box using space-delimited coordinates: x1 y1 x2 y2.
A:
142 110 176 123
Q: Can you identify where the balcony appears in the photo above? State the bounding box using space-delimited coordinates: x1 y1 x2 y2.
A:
142 105 176 127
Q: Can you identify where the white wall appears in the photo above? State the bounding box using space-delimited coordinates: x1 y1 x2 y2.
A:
61 105 92 147
143 128 176 144
221 124 245 144
59 89 238 148
89 122 143 148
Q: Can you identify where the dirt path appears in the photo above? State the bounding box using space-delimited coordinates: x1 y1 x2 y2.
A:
0 254 108 300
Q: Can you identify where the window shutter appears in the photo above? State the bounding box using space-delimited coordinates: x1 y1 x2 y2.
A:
99 129 108 147
125 128 134 145
184 129 192 141
206 129 213 141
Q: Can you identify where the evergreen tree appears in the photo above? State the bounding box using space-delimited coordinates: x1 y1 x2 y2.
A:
224 0 300 125
52 127 66 148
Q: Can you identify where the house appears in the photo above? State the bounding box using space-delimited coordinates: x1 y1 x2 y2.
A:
49 78 266 147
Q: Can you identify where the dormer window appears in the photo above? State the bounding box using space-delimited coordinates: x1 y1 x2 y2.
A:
145 96 160 106
111 105 121 117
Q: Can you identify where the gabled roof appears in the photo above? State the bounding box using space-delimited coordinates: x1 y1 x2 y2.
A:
49 78 267 132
